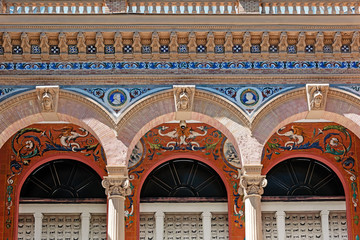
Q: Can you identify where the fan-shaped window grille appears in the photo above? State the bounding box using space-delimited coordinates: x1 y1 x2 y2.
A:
141 159 227 201
20 159 105 201
264 158 344 197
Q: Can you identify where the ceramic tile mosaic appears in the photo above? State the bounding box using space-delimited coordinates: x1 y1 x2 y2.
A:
215 45 224 53
123 45 133 53
105 45 115 54
197 45 206 53
251 45 261 53
31 45 41 54
305 45 314 53
68 45 78 54
269 45 278 53
160 45 169 53
233 45 242 53
287 45 297 54
341 45 350 53
178 44 188 53
324 45 333 53
13 45 23 54
142 45 151 54
50 45 60 54
87 45 97 54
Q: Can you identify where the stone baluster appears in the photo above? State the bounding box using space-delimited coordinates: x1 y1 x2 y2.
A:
269 3 273 14
160 2 165 13
332 3 336 14
152 2 157 13
355 2 359 14
200 2 205 13
128 2 133 13
340 3 345 14
144 2 149 13
239 165 267 240
208 2 213 13
102 166 132 240
176 2 181 13
191 2 197 13
284 2 289 14
135 2 140 13
184 2 189 13
216 2 220 13
168 2 173 13
224 2 229 13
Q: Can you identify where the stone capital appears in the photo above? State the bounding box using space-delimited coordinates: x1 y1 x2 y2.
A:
102 166 131 197
239 165 267 198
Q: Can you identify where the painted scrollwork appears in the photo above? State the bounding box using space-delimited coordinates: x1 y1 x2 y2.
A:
102 177 132 197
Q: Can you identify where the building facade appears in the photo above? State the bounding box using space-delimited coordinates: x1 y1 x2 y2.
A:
0 1 360 239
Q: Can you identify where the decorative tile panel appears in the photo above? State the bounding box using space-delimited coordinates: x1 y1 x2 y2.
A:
324 45 333 53
105 45 115 54
251 45 261 53
262 212 277 240
285 212 321 239
232 45 242 53
215 45 224 53
123 45 133 53
31 45 41 54
0 87 32 102
287 45 297 54
198 85 298 116
160 45 169 53
13 45 23 54
50 45 60 54
41 214 81 240
89 214 107 240
305 45 314 53
68 45 78 54
0 46 4 55
197 45 206 53
18 215 34 240
142 45 152 54
87 45 97 54
139 213 155 240
178 44 188 53
211 213 229 240
341 45 350 53
329 211 348 240
164 213 203 240
269 45 278 53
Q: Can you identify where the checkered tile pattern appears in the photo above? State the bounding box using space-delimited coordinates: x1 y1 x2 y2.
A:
323 45 333 53
160 45 169 53
233 45 242 53
87 45 97 54
68 45 78 54
341 45 350 53
123 45 133 53
197 45 206 53
142 45 151 54
105 45 115 54
251 45 261 53
178 44 188 53
269 45 278 53
215 45 224 53
287 45 297 54
305 45 314 53
31 45 41 54
13 45 23 54
50 45 60 55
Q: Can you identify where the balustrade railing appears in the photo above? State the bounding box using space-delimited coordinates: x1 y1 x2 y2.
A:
1 0 359 14
260 0 360 14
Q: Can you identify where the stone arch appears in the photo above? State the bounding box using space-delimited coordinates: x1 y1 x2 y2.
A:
252 87 360 148
0 90 126 165
119 89 253 166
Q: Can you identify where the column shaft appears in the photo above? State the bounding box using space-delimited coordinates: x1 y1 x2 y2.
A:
275 210 286 240
321 210 330 240
34 212 43 240
108 195 126 240
155 211 165 240
202 211 212 240
244 196 262 240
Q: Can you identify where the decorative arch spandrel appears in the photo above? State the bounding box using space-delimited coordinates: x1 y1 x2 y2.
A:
0 123 107 240
125 122 244 240
261 122 360 239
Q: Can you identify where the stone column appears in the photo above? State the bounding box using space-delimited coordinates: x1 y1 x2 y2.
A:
202 211 212 240
102 166 131 240
275 210 286 240
239 165 267 240
33 212 43 240
321 210 330 240
81 212 91 240
155 211 165 240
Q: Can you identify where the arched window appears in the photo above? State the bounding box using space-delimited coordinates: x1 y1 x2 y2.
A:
262 158 347 240
140 159 229 240
18 159 106 240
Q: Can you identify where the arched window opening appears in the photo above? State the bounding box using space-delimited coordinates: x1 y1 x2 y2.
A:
141 158 227 202
140 159 229 240
18 159 106 240
262 158 347 240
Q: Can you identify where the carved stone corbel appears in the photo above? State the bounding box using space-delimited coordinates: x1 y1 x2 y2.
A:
151 31 160 60
278 31 288 59
132 31 142 60
102 166 131 197
239 165 267 199
77 32 87 60
260 32 270 59
296 32 306 59
58 32 68 60
224 32 233 60
206 31 215 60
169 31 179 60
95 32 105 60
332 32 342 59
188 32 197 60
3 32 12 61
351 31 359 58
36 86 60 121
315 32 324 59
40 32 50 61
173 85 195 120
21 32 31 61
306 84 329 119
242 31 251 59
114 31 123 60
